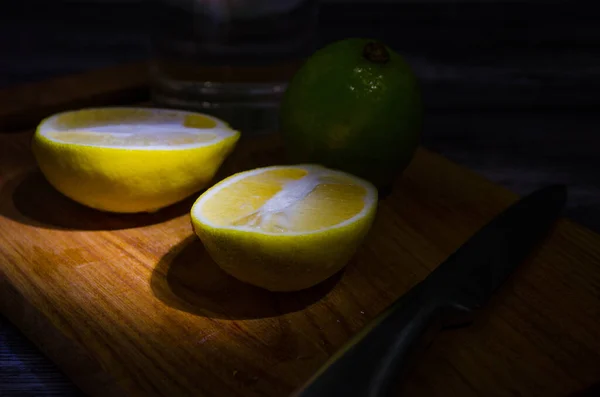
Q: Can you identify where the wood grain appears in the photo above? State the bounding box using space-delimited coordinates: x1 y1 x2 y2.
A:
1 130 600 397
1 63 600 397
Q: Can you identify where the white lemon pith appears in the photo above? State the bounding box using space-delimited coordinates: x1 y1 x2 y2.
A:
32 108 240 213
191 165 378 292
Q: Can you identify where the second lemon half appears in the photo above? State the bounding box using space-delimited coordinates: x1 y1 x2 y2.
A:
32 107 240 213
191 165 378 291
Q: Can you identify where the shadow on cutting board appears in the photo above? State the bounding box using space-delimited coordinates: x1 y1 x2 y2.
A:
2 170 195 230
150 236 342 320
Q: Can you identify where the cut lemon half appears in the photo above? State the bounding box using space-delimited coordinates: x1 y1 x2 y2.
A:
32 107 240 213
190 164 378 291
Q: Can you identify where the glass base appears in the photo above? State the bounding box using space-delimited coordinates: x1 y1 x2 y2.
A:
151 75 287 135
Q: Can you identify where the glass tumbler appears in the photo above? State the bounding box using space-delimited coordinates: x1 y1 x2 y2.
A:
149 0 319 134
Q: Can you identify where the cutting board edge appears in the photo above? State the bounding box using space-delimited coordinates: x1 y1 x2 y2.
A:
412 147 598 237
0 267 139 397
0 61 150 132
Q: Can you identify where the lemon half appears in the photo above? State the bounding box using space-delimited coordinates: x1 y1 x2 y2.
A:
191 164 378 291
32 107 240 213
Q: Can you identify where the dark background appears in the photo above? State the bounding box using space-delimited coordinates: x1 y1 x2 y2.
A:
1 1 599 395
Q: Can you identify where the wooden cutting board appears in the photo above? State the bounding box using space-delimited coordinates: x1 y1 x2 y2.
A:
1 63 600 397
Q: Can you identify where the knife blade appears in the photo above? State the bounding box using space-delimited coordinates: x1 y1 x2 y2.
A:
291 184 567 397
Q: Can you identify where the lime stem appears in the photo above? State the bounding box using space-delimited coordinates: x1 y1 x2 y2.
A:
363 41 390 64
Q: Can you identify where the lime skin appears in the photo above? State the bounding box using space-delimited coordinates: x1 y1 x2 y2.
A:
280 38 423 193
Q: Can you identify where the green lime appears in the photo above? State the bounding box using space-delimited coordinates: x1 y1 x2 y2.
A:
280 38 422 192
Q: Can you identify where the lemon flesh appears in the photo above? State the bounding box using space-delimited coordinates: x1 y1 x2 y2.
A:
32 107 240 213
191 165 378 291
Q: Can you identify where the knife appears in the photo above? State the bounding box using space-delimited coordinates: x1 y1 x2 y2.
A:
291 184 567 397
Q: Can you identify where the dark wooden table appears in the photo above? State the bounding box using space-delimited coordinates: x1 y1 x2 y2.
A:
1 1 599 396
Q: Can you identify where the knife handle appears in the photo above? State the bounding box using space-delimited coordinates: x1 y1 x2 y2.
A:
291 284 469 397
